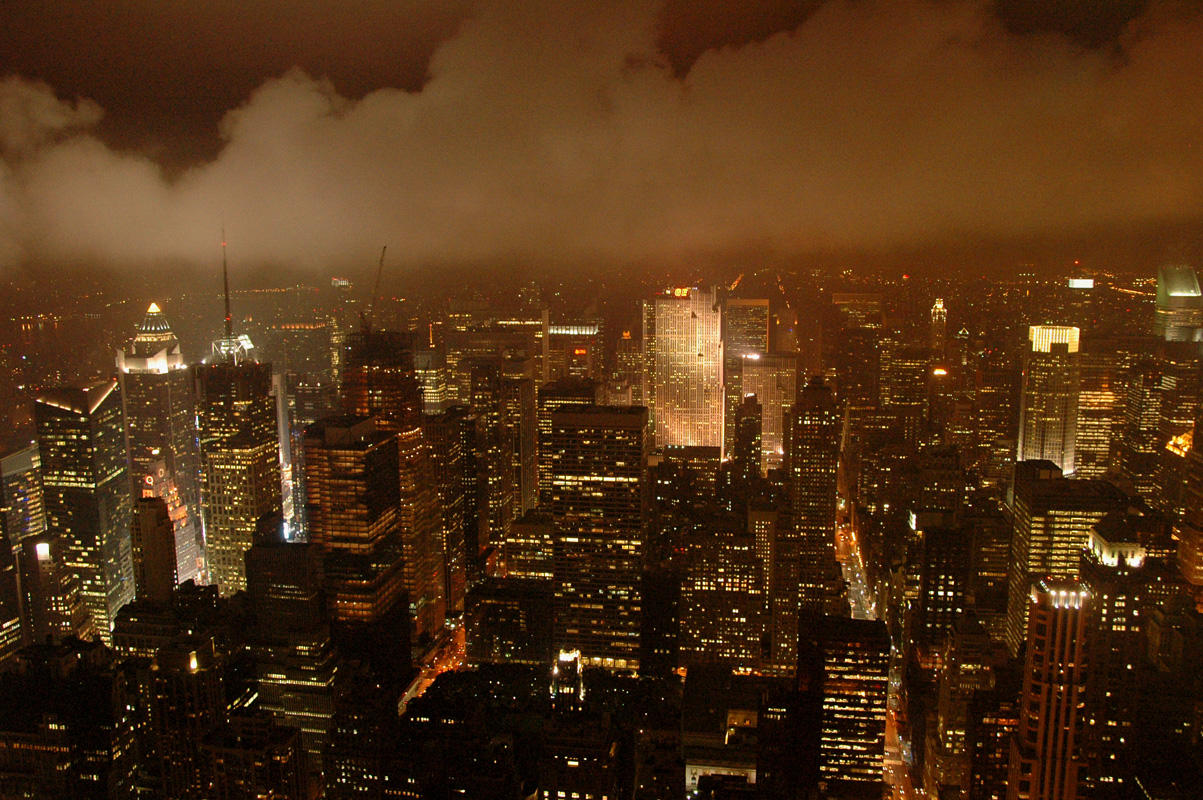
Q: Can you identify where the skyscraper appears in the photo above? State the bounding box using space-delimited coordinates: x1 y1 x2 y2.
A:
931 297 948 355
1153 264 1203 343
195 359 282 596
723 352 797 472
647 287 724 451
1004 465 1125 655
777 377 842 668
548 406 648 670
131 495 177 607
117 302 203 584
1016 326 1080 474
303 416 408 641
1006 580 1089 800
35 379 133 643
809 616 889 792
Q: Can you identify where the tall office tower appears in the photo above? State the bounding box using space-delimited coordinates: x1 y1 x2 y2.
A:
731 395 762 489
537 378 598 503
468 360 516 553
341 328 422 432
1078 511 1148 795
721 297 770 450
648 287 724 451
244 519 338 779
505 510 554 579
1017 326 1081 474
35 380 133 643
914 520 971 667
413 346 450 414
150 635 229 798
1151 343 1202 516
500 374 537 517
17 534 90 641
807 616 889 793
615 330 644 403
679 524 765 669
1073 347 1119 478
723 352 798 472
1115 358 1162 499
0 517 20 660
548 406 648 670
0 445 46 544
303 417 409 647
931 298 948 355
923 614 1009 798
826 293 883 413
195 359 282 596
544 318 604 381
1004 465 1125 655
777 378 841 668
422 406 476 615
723 297 771 357
1006 580 1089 800
973 353 1021 488
880 339 930 444
1153 264 1203 343
0 639 139 797
131 496 177 606
117 302 204 585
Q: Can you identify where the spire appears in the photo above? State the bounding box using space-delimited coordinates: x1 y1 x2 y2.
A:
222 228 232 339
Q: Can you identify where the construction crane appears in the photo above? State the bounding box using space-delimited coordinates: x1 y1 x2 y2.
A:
361 245 387 333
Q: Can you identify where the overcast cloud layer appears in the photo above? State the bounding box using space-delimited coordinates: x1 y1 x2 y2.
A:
1 0 1202 275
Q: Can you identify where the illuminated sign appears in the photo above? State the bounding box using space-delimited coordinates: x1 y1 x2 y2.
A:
573 348 588 356
1067 278 1094 289
931 367 948 376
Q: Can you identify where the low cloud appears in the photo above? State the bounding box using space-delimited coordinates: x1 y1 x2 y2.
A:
2 0 1203 275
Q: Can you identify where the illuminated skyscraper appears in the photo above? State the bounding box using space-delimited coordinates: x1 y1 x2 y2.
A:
724 352 798 472
809 616 889 792
1006 580 1089 800
195 359 282 596
303 416 408 644
537 378 598 504
648 287 724 451
776 378 842 668
1153 264 1203 343
342 328 445 638
679 523 765 669
548 406 648 670
931 298 948 355
1072 347 1119 479
35 380 133 643
1004 464 1124 655
1017 326 1080 474
0 445 46 545
117 302 203 584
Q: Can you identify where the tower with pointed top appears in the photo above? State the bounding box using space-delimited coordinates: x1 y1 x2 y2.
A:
195 243 282 596
117 302 204 584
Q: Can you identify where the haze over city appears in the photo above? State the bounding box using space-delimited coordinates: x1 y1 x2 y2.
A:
3 0 1203 281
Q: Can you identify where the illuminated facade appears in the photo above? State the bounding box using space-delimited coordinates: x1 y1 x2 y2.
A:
1017 326 1080 474
648 287 724 451
35 380 133 644
303 416 406 629
931 297 947 355
1079 512 1148 794
1006 580 1089 800
813 616 889 790
1072 349 1118 479
723 352 797 473
549 406 648 670
537 378 598 505
1153 263 1203 343
195 360 282 596
680 525 765 669
0 445 46 544
777 378 841 669
1004 466 1124 655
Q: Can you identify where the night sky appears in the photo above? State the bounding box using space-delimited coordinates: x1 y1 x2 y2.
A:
1 0 1201 278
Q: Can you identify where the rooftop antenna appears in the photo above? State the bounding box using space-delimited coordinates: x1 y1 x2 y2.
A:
362 245 387 333
222 227 233 339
